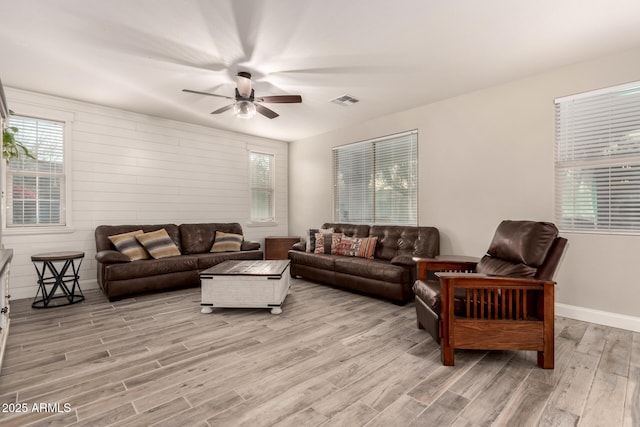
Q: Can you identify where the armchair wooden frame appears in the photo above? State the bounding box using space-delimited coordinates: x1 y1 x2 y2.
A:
416 258 558 369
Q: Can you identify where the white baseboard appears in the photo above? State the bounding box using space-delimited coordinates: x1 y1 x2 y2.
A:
556 303 640 333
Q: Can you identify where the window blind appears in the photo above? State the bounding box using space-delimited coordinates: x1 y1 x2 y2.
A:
555 81 640 233
250 151 274 222
6 115 65 227
333 130 417 225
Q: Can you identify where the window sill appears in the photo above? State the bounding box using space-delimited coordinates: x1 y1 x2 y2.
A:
246 221 278 228
3 226 76 236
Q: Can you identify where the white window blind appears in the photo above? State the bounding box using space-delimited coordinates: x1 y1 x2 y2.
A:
555 81 640 233
6 115 65 227
250 151 275 222
333 130 417 225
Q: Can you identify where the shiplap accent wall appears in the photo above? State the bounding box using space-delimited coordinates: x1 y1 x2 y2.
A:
3 88 289 300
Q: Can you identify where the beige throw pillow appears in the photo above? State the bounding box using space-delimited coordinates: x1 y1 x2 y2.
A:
210 231 243 252
108 230 150 261
135 229 181 259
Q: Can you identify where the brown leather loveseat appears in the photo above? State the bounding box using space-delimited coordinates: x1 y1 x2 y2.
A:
95 223 263 300
288 223 439 303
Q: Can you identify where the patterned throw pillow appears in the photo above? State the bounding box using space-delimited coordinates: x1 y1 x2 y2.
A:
314 232 343 254
210 231 243 252
108 230 150 261
334 236 378 259
306 227 334 252
334 236 361 257
135 229 181 259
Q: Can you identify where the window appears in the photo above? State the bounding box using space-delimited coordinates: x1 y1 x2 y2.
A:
5 115 66 228
555 81 640 233
333 130 417 225
249 151 275 223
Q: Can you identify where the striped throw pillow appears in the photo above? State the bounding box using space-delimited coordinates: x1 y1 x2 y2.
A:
357 236 377 259
108 230 150 261
135 229 181 259
210 231 243 252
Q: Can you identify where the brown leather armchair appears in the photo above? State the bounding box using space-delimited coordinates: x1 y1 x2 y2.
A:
413 220 567 369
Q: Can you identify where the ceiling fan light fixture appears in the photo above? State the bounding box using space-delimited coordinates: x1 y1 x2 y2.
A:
234 100 256 119
236 72 252 98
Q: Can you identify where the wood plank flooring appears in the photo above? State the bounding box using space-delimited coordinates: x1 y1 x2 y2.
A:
0 279 637 426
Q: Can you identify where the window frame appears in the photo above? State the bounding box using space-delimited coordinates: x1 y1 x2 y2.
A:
248 148 276 226
2 103 74 235
332 130 418 225
554 81 640 235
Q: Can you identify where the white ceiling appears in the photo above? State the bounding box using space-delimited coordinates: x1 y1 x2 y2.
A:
2 0 640 142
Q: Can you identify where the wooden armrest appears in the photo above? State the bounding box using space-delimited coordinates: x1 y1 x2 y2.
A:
414 256 479 281
436 272 554 289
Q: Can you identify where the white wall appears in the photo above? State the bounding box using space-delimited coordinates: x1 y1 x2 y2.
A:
289 46 640 328
4 88 289 300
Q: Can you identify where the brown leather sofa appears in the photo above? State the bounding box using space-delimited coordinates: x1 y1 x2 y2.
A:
95 223 263 301
288 223 439 303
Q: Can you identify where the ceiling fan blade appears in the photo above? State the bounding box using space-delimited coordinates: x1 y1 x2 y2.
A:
255 103 279 119
210 104 234 114
255 95 302 103
183 89 234 100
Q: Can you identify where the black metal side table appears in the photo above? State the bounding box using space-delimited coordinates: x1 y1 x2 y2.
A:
31 251 85 308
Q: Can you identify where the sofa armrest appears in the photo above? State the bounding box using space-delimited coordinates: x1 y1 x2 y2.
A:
241 241 261 251
291 241 306 252
95 250 130 264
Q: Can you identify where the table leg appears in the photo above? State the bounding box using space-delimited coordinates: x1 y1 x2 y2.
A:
270 307 282 315
32 257 85 308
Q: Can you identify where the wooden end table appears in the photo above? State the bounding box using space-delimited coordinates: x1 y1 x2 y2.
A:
265 236 300 260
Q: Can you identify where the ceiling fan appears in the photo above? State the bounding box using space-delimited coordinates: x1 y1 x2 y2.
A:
183 72 302 119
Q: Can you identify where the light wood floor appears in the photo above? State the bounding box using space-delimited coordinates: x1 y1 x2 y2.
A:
0 279 638 427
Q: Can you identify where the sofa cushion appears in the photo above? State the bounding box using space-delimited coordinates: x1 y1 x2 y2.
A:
136 229 182 259
179 223 246 254
321 223 370 238
288 250 336 270
476 255 537 278
108 230 149 261
196 250 263 270
211 231 243 252
179 223 217 254
370 225 440 261
487 220 558 267
334 257 408 284
104 255 198 281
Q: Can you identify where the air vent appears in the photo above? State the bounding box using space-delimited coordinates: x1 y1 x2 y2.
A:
330 94 360 106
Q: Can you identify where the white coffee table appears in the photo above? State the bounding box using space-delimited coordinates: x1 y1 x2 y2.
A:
200 260 291 315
